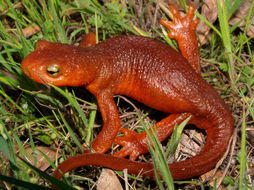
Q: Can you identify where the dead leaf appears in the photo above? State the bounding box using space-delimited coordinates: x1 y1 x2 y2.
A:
24 146 59 171
179 129 204 158
197 0 218 44
166 0 200 8
229 0 254 36
22 24 41 38
97 169 123 190
201 169 227 190
0 2 22 16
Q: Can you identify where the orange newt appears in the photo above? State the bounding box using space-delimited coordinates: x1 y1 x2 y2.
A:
21 5 234 180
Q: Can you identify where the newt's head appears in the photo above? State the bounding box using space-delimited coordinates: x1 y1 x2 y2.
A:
21 40 96 86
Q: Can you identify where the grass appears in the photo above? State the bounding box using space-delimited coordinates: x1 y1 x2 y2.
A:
0 0 253 189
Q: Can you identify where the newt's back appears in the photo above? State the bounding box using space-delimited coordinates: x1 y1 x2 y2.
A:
86 35 226 118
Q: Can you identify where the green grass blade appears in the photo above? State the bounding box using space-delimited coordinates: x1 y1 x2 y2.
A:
227 0 244 19
0 136 18 168
239 109 247 189
216 0 236 83
0 174 54 190
48 0 68 43
145 126 175 190
242 1 254 35
13 131 29 158
19 157 76 190
0 73 19 87
51 85 88 127
195 11 222 38
85 108 97 145
0 89 26 114
57 110 83 152
166 116 191 156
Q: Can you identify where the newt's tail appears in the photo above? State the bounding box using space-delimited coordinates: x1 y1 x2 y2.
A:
53 153 154 179
168 118 233 179
54 117 233 180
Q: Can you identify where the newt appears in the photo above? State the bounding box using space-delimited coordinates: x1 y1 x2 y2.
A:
21 5 234 180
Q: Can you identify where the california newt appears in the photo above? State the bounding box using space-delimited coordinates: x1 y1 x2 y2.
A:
21 5 234 180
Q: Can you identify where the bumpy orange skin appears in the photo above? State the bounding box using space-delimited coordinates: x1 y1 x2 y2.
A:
21 5 234 180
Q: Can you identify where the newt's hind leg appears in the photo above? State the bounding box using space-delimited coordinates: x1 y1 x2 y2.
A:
160 4 200 74
114 113 192 160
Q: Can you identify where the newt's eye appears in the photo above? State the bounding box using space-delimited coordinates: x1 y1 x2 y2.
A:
46 65 60 77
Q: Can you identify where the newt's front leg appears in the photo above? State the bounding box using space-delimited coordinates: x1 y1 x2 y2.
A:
160 4 200 73
90 91 121 153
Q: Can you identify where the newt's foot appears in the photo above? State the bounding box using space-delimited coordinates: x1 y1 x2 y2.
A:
160 4 199 39
114 128 148 161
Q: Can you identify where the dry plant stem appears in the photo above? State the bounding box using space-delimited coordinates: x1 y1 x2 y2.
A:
216 129 237 188
123 169 129 190
152 3 160 28
0 2 22 15
116 95 140 111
